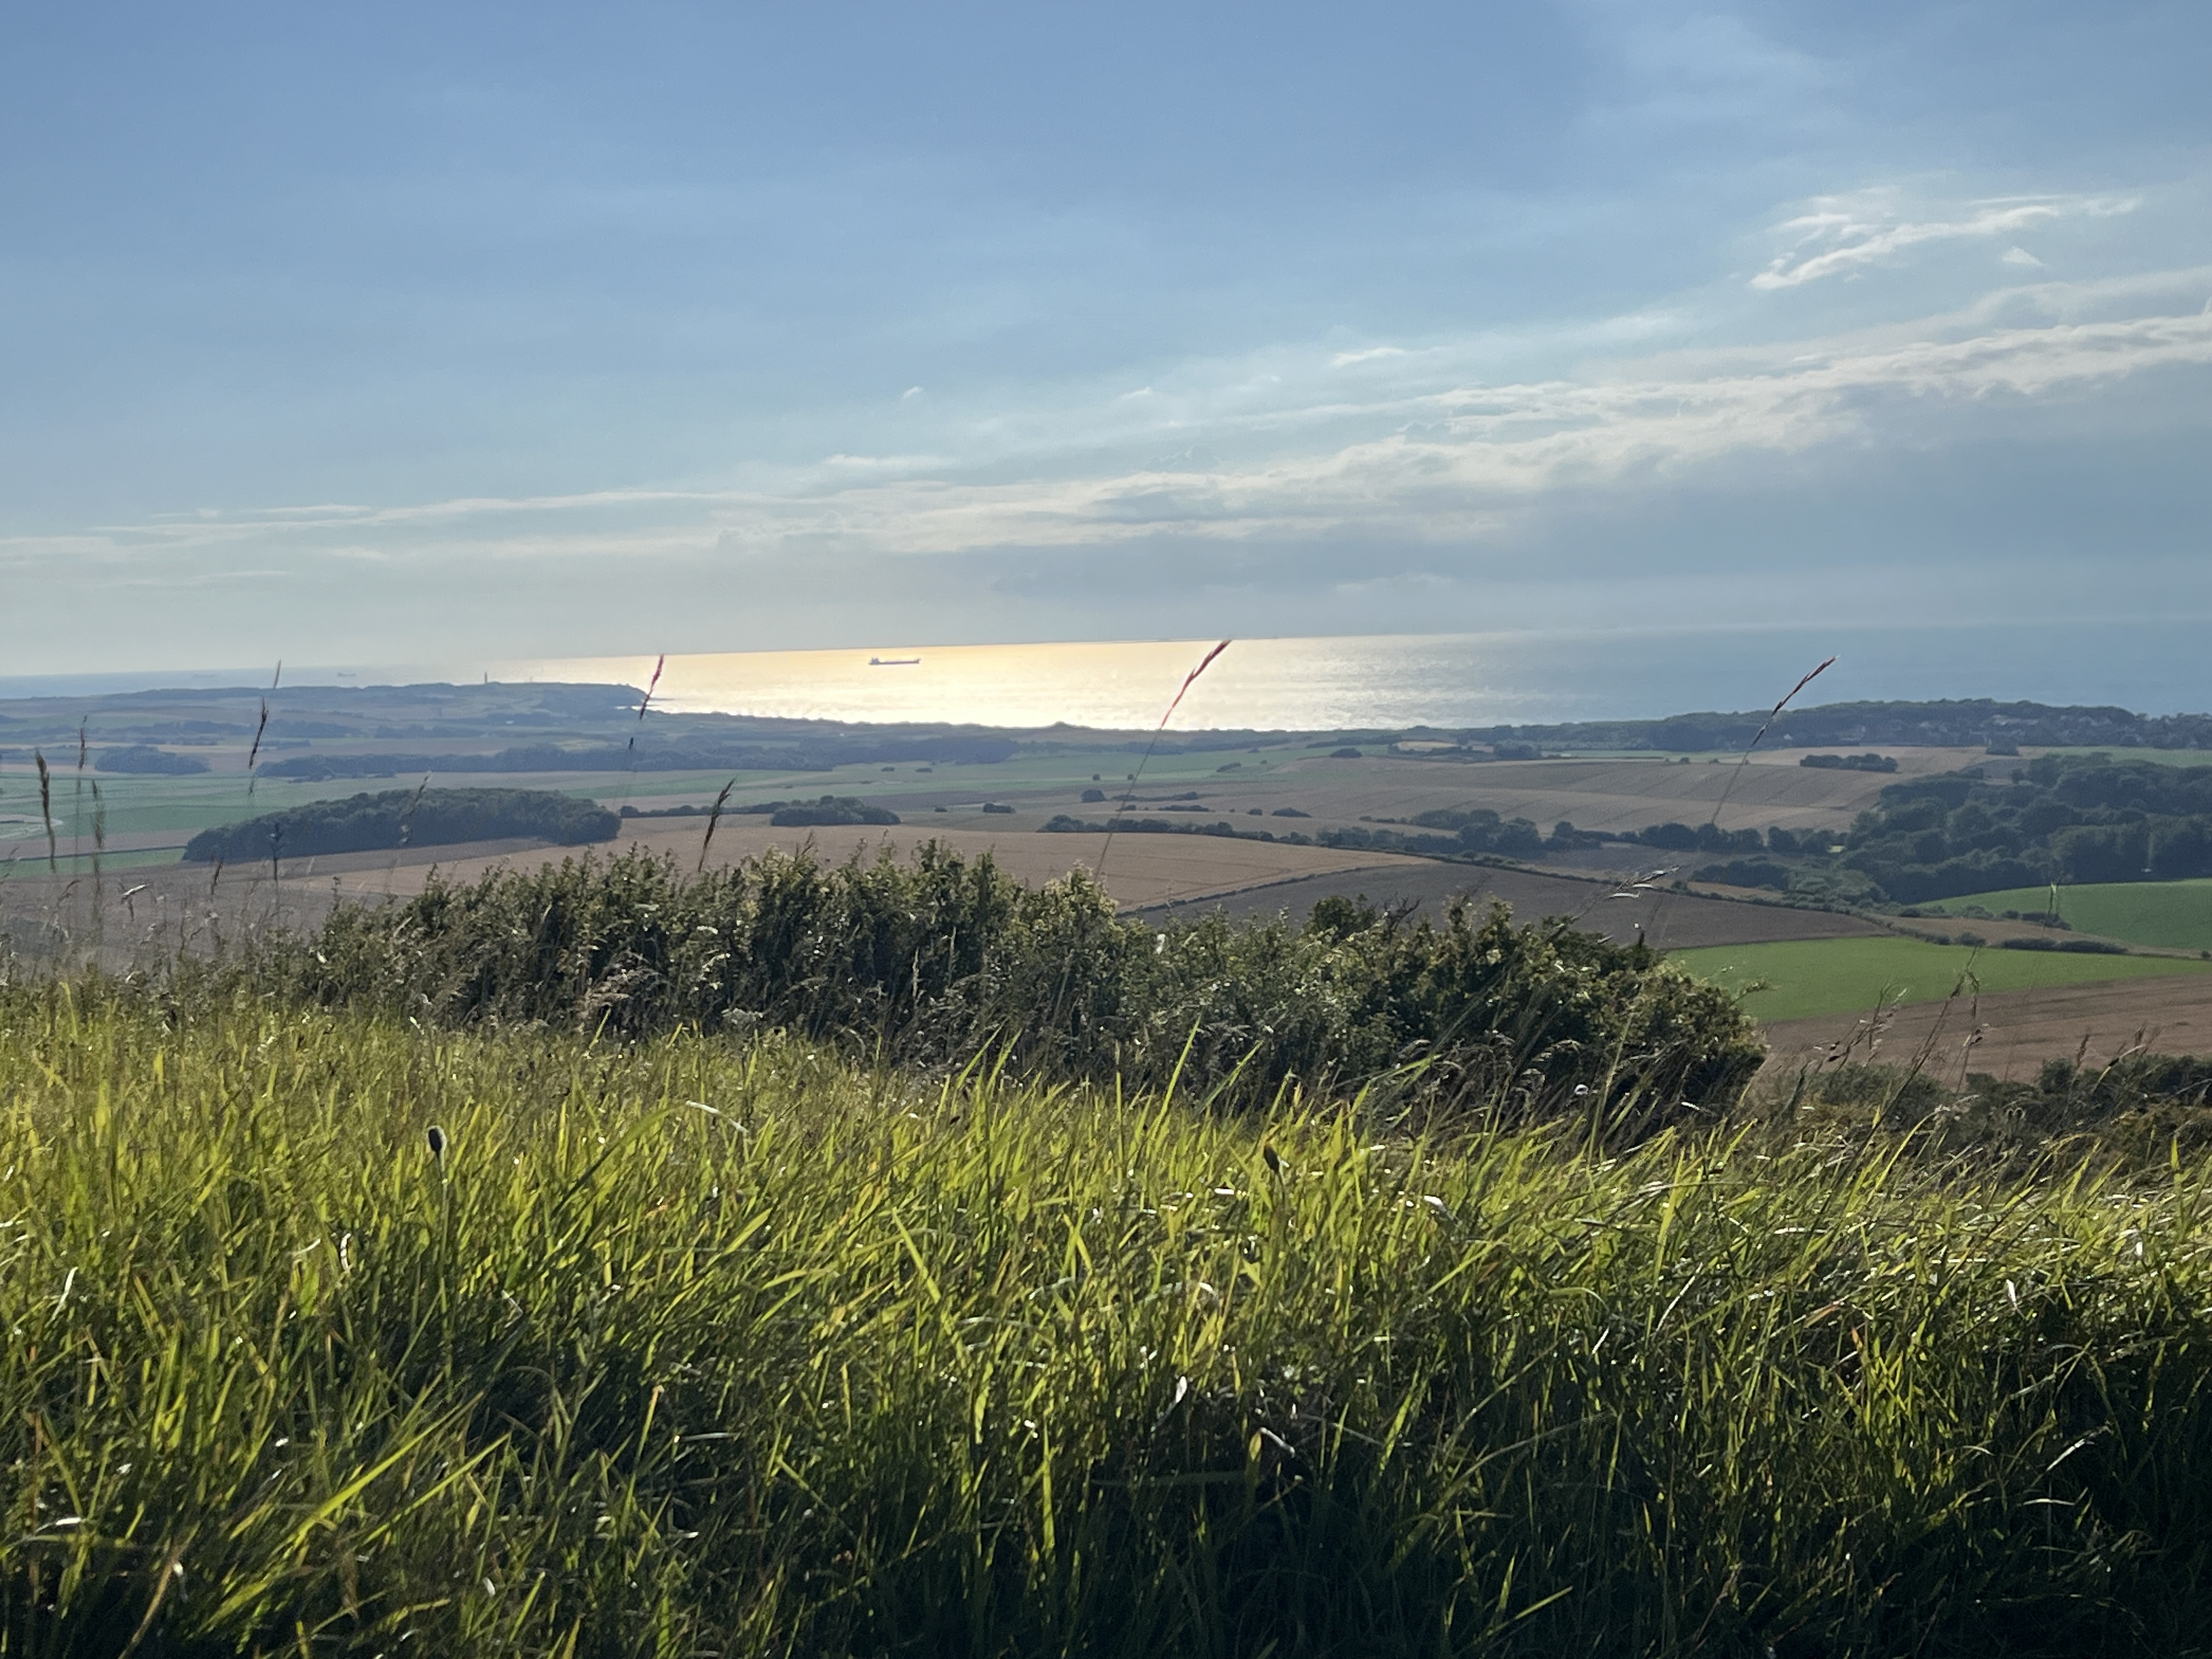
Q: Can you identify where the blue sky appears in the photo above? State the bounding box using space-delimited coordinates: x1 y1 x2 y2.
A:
4 1 2209 678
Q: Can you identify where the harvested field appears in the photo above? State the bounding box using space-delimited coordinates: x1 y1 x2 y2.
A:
1245 747 1995 838
1761 974 2212 1081
1674 936 2212 1024
1130 860 1887 950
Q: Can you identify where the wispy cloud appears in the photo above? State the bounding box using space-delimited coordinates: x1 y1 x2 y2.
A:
1751 191 2137 290
702 303 2212 554
21 269 2206 583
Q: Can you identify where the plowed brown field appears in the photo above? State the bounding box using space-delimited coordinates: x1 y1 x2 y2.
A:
1760 974 2212 1081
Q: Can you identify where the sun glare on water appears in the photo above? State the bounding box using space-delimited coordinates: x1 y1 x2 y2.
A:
498 635 1539 731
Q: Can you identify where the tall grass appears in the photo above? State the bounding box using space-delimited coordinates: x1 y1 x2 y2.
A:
6 984 2212 1655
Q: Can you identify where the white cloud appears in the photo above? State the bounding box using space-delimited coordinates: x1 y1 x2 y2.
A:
2001 246 2045 268
1331 346 1409 366
815 453 950 474
1751 192 2136 290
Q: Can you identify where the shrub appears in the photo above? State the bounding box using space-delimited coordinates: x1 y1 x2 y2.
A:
270 845 1762 1125
768 795 899 827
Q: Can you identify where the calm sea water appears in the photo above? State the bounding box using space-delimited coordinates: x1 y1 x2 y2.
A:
503 621 2212 732
8 622 2207 730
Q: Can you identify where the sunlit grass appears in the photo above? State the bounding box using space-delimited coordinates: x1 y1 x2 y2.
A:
7 985 2212 1654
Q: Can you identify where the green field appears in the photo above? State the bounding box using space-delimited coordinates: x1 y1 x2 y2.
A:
1927 878 2212 953
0 743 1306 851
1671 933 2212 1022
0 845 192 878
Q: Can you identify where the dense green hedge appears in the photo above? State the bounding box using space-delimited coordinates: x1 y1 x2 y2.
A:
269 844 1763 1125
766 794 900 826
183 787 619 863
1800 752 1898 772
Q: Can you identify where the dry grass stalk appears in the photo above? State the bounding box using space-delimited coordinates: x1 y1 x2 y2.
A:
1631 653 1837 952
397 774 431 847
1097 640 1232 886
620 653 669 812
1705 654 1836 836
35 751 55 873
698 777 736 872
245 698 270 795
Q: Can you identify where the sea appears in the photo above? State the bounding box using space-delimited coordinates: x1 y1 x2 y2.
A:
503 620 2212 732
7 621 2209 732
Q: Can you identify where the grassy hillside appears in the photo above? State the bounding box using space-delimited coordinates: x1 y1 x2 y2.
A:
10 989 2212 1655
1671 933 2212 1023
1927 878 2212 954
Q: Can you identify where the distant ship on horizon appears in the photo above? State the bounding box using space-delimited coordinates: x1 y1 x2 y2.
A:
868 656 922 666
